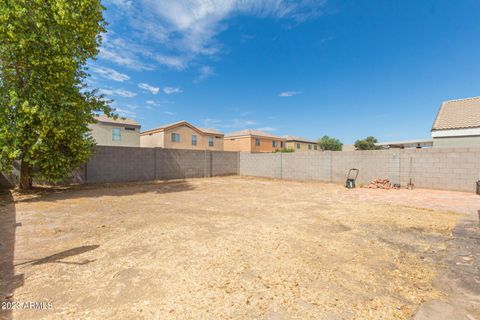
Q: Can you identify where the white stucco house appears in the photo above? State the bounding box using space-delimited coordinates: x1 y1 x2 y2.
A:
431 97 480 148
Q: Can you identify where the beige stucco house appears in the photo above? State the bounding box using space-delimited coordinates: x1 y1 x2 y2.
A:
89 115 141 147
224 130 286 153
140 120 224 151
284 135 319 151
431 97 480 148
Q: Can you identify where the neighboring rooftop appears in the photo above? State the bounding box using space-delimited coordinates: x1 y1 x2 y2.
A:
225 129 285 139
432 96 480 131
376 139 433 149
283 135 317 144
94 115 140 127
141 120 223 136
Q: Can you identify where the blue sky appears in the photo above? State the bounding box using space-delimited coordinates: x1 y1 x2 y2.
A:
88 0 480 144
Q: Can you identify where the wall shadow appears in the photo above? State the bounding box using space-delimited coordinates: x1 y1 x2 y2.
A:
15 245 99 267
12 179 196 205
0 190 23 320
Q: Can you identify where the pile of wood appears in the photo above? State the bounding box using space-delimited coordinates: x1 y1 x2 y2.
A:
363 178 392 189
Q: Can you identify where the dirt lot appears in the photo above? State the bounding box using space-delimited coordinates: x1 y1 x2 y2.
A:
0 176 477 319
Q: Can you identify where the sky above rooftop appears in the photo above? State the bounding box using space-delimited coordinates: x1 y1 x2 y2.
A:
88 0 480 143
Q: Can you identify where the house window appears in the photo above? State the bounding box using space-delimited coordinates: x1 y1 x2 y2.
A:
125 127 135 131
296 143 300 149
280 141 284 148
308 144 312 150
112 128 121 141
272 141 277 148
192 135 197 146
314 145 318 150
208 136 214 147
255 138 260 146
171 133 180 142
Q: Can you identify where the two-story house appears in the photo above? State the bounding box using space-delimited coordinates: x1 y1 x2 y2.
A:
89 115 141 147
224 129 286 153
140 120 224 150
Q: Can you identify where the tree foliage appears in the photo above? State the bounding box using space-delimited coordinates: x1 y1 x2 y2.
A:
0 0 112 189
317 135 343 151
354 136 381 150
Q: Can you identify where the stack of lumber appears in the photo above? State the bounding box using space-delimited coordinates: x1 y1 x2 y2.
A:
363 178 391 189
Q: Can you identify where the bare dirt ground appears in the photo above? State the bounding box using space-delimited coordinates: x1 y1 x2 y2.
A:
0 176 479 319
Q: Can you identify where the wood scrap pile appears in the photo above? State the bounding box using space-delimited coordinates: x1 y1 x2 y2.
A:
363 178 392 189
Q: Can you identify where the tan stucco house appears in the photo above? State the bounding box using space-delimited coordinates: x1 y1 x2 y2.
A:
431 97 480 148
224 130 286 153
140 120 224 151
89 115 141 147
284 135 319 152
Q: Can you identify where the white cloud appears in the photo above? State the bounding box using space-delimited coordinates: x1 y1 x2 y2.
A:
196 66 215 82
163 111 176 115
98 35 155 71
115 107 137 118
146 100 157 105
154 55 188 70
203 118 257 129
104 0 325 70
100 88 137 97
163 86 183 94
256 127 276 132
278 91 302 97
115 89 137 97
90 66 130 82
138 83 160 95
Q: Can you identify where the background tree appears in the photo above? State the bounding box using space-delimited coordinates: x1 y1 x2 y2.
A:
354 136 381 150
317 135 343 151
0 0 112 189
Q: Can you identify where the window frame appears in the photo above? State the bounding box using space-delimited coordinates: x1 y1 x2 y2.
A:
296 143 301 149
191 134 197 146
171 133 180 143
255 138 261 146
112 128 121 141
208 136 214 147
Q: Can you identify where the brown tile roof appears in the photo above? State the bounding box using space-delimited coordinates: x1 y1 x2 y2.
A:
283 135 317 144
225 129 285 140
432 97 480 130
94 115 140 127
141 120 224 136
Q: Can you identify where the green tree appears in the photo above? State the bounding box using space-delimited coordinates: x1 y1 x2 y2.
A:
0 0 112 189
317 135 343 151
354 136 381 150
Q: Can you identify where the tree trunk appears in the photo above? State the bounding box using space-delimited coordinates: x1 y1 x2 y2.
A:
19 161 32 190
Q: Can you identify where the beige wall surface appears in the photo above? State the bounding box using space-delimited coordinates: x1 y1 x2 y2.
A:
224 137 253 152
140 131 165 148
141 124 224 151
286 141 319 152
225 136 286 153
251 137 286 153
89 123 140 147
433 136 480 148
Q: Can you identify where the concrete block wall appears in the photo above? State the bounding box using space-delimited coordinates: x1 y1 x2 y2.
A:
86 146 156 183
331 150 394 185
211 151 240 176
157 149 210 180
281 152 331 181
239 148 480 192
84 146 239 183
239 153 282 178
399 148 480 192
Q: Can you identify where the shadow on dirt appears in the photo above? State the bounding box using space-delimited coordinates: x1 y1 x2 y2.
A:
15 245 99 267
0 191 23 320
11 180 196 204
